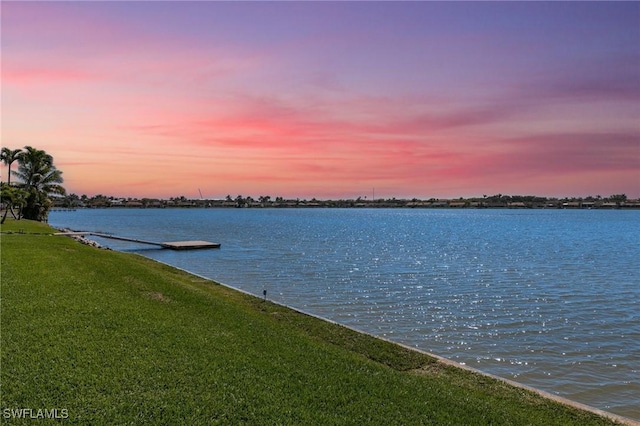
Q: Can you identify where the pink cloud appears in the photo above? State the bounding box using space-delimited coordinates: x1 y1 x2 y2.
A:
488 133 639 173
2 68 98 87
104 84 638 198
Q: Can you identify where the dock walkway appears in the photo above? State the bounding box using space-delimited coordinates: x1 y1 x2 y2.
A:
55 232 220 250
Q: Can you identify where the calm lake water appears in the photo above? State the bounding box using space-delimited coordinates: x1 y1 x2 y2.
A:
49 208 640 420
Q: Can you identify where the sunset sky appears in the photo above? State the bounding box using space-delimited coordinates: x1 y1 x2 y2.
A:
2 1 639 200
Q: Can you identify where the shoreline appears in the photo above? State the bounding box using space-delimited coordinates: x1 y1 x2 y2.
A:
50 212 637 424
141 254 639 426
8 218 639 425
48 209 640 421
51 200 640 210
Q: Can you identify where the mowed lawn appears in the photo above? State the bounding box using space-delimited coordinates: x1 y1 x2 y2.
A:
0 219 621 425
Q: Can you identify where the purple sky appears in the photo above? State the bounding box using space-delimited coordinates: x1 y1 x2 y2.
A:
2 1 639 199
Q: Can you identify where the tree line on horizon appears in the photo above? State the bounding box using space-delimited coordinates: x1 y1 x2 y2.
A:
56 192 632 209
0 146 65 223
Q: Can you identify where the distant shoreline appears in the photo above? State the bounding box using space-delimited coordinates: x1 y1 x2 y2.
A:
53 197 639 210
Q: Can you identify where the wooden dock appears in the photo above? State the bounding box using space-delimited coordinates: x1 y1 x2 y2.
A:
160 240 221 250
55 232 220 250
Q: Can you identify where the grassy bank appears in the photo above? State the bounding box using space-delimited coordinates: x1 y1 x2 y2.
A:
0 219 622 425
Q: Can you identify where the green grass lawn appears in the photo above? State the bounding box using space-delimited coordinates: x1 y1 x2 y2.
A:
0 219 623 425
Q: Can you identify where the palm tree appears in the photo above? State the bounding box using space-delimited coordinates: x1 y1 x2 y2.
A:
0 183 27 223
13 146 65 221
1 147 23 185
